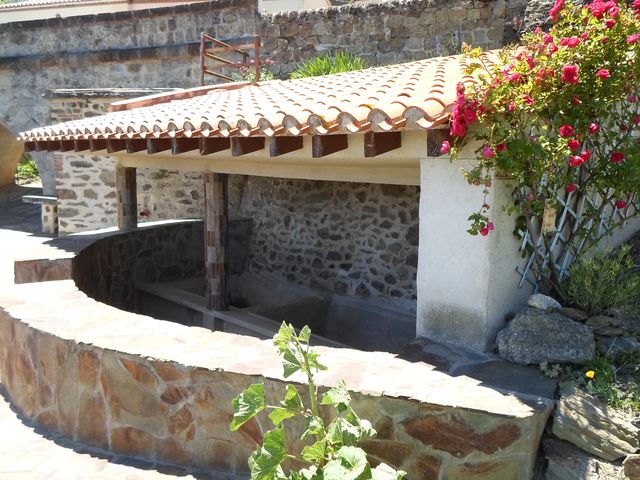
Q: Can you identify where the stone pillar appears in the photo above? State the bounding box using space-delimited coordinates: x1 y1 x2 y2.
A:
204 172 229 312
416 155 532 352
115 166 137 231
42 202 58 235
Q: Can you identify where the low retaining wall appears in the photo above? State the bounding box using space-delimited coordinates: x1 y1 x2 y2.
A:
0 279 553 478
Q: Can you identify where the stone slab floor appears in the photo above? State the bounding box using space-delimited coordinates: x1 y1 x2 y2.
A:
0 184 240 480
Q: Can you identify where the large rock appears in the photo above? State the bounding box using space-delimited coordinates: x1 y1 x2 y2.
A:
596 336 640 362
624 454 640 480
528 293 562 311
543 437 624 480
497 308 595 365
552 388 640 461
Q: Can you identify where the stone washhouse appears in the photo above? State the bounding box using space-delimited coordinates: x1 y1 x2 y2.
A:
8 50 639 478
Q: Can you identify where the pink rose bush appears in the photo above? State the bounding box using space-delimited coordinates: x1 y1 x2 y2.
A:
448 0 640 297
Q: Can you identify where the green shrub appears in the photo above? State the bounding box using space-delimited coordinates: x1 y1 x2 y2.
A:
563 245 640 316
15 154 39 182
230 323 406 480
289 52 371 80
230 66 275 83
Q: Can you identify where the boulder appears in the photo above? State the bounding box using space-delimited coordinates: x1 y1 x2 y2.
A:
596 336 640 362
528 293 563 312
543 437 624 480
585 315 621 328
557 307 589 322
593 326 625 337
624 454 640 480
552 388 639 461
497 308 595 365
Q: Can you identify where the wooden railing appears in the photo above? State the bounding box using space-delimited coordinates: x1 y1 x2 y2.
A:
199 33 261 85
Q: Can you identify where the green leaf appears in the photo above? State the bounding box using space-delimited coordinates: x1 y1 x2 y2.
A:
231 383 266 431
282 348 305 378
269 408 297 426
371 463 407 480
248 428 288 480
282 384 304 411
321 381 351 412
298 325 312 344
302 439 327 463
274 322 296 353
302 415 325 440
323 446 370 480
326 416 362 447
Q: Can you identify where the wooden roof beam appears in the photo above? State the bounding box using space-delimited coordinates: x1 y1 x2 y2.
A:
231 137 265 156
364 131 401 158
312 134 348 158
172 137 200 155
199 137 231 155
269 136 304 157
147 138 172 155
126 139 147 154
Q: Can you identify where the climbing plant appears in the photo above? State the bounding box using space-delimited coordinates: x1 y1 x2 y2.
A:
447 0 640 301
230 323 406 480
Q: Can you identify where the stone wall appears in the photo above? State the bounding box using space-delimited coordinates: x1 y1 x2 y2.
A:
73 222 205 310
239 177 419 313
260 0 507 78
0 278 553 478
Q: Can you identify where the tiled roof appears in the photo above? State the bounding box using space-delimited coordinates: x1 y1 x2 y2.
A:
18 51 500 143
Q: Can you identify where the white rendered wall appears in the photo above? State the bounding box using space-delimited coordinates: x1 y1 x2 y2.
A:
416 152 532 352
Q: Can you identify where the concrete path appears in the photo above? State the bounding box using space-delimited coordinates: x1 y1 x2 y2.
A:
0 184 238 480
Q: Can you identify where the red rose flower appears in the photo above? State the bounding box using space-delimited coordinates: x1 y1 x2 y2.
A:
566 183 577 193
568 139 580 151
482 145 495 158
561 64 579 84
597 69 611 79
589 123 600 134
496 143 507 152
569 155 586 167
567 36 580 48
628 34 639 44
610 151 625 163
634 114 640 125
479 227 489 236
589 0 606 18
507 72 522 83
549 0 565 21
605 19 616 28
609 6 619 17
628 94 638 103
543 33 555 44
615 200 627 209
487 222 495 232
440 141 451 154
559 125 575 137
602 36 609 44
580 150 591 162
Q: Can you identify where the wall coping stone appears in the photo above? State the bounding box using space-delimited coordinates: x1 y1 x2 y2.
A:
46 88 179 99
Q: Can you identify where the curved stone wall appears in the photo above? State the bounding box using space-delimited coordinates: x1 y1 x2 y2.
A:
0 278 552 478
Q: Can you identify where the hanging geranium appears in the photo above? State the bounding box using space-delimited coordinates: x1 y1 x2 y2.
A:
448 0 640 299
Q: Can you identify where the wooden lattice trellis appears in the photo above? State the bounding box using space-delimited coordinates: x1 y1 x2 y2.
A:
516 190 640 291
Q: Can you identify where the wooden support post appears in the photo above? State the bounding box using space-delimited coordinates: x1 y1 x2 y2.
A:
115 166 137 231
204 172 229 314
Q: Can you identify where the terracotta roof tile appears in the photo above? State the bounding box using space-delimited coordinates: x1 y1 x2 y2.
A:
18 50 501 143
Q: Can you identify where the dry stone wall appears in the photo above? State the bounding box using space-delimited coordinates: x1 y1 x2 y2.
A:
261 0 507 78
